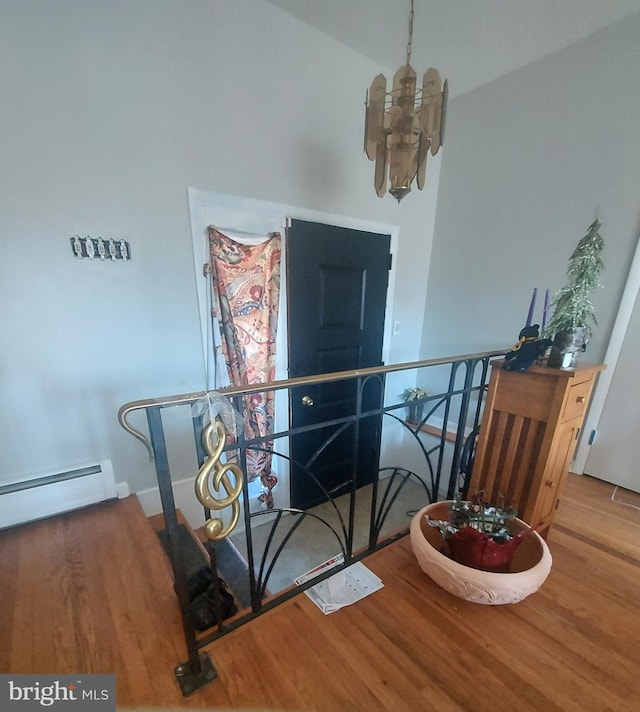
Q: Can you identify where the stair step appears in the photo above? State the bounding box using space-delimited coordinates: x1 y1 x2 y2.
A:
149 510 253 609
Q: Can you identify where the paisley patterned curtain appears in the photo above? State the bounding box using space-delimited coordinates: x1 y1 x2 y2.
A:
208 227 281 509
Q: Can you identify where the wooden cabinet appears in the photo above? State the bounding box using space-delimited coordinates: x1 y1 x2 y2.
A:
468 360 605 537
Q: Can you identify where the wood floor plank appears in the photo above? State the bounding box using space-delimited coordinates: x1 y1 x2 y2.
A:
7 521 37 672
361 549 568 712
0 519 18 671
1 474 639 711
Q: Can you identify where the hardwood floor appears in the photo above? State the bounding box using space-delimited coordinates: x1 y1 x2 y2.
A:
1 474 639 711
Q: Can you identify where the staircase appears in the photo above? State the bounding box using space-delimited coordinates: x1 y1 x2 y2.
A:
148 509 253 611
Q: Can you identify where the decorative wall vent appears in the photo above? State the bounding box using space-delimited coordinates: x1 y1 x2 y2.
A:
70 235 131 261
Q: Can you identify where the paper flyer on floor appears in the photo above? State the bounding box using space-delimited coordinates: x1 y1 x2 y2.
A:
294 553 384 614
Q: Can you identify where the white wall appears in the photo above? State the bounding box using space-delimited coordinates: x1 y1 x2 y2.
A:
0 0 441 492
421 13 640 365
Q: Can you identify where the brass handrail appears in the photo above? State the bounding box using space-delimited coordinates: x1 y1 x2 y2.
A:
117 349 506 458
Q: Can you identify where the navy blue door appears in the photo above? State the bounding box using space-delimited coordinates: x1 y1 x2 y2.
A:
286 219 391 509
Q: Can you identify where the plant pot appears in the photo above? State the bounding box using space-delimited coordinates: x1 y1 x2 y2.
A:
547 327 587 369
409 501 552 605
405 403 424 423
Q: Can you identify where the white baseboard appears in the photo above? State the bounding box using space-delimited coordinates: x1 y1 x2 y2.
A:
116 481 131 499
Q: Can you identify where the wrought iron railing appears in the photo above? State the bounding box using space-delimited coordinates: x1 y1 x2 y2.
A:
118 349 504 694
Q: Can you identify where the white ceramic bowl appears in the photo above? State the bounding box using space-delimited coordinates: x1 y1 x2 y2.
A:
410 501 552 605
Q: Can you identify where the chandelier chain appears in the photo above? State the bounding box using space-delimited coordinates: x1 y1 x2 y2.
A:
406 0 415 66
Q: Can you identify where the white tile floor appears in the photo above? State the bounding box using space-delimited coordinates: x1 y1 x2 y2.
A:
230 475 432 593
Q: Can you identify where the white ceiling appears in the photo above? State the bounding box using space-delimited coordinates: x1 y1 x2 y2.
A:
265 0 640 96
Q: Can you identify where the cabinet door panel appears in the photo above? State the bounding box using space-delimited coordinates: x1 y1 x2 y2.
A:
533 417 581 528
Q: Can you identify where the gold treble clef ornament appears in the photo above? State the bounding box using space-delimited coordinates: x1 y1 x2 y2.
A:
194 419 244 541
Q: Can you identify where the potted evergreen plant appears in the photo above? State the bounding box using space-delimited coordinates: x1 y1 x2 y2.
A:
543 217 605 369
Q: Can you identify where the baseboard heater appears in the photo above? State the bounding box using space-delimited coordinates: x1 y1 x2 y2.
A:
0 459 118 530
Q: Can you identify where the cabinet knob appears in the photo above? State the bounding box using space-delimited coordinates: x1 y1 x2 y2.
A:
545 480 555 487
301 395 314 407
576 395 586 403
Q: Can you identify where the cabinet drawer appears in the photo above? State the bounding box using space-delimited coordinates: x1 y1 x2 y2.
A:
562 380 592 422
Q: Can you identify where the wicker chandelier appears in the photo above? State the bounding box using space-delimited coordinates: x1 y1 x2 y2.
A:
364 0 448 202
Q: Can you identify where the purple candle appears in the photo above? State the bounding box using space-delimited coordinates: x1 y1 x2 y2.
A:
526 288 537 327
541 289 550 332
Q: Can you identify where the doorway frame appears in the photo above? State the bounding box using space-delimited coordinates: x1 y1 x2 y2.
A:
188 188 399 386
187 187 399 507
573 235 640 473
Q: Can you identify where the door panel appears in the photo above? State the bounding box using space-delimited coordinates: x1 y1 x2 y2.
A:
287 219 391 509
584 290 640 492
